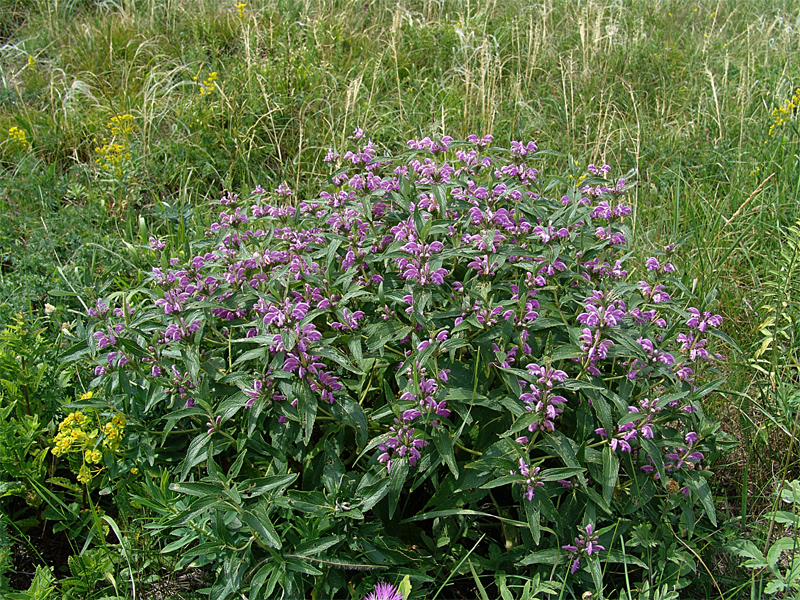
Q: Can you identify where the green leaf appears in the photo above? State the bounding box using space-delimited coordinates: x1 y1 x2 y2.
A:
329 396 368 447
233 346 267 366
356 476 390 513
707 329 743 355
294 535 346 556
517 549 562 566
365 321 411 352
170 482 225 497
285 556 323 576
403 508 528 528
584 487 613 516
767 537 797 569
639 437 666 483
315 346 364 375
686 473 717 527
529 318 564 330
481 474 520 490
388 458 410 519
239 474 298 498
551 344 584 361
603 549 647 567
768 510 800 527
691 377 726 401
243 506 281 549
433 428 458 479
58 339 90 362
504 411 541 437
538 467 585 482
602 446 619 505
524 501 541 545
588 555 603 595
444 387 491 405
585 390 613 434
542 432 586 486
764 580 786 595
725 540 764 562
296 382 317 445
348 336 364 369
397 575 413 600
117 337 151 360
162 532 199 553
288 490 331 515
181 433 212 480
249 564 273 600
326 238 342 271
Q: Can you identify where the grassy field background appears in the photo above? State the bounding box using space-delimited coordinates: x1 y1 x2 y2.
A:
1 0 800 596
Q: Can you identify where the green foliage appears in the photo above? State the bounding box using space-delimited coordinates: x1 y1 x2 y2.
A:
752 219 800 387
0 312 63 418
63 137 735 598
5 565 57 600
727 480 800 598
0 0 798 596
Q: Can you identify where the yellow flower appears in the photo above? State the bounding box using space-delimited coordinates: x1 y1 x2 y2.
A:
77 464 92 484
236 2 246 17
7 126 29 150
84 449 103 464
108 114 136 137
769 87 800 136
198 72 219 96
52 435 72 456
80 391 94 400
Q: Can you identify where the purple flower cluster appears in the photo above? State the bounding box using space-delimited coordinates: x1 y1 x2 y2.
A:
562 524 605 574
377 419 428 474
397 371 451 426
74 133 729 574
577 291 625 375
517 364 569 435
625 337 675 380
594 406 654 453
511 458 544 501
396 240 448 286
665 431 705 471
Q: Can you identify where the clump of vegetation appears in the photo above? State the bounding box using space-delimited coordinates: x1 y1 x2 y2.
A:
0 0 799 597
62 134 735 598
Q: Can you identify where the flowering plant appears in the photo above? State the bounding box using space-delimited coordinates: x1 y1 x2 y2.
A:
63 132 733 598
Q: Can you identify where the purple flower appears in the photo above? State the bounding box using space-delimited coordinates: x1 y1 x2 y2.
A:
402 409 421 422
511 458 544 501
274 182 292 196
686 307 723 332
364 582 404 600
664 432 704 471
377 419 428 473
562 524 605 574
93 330 116 349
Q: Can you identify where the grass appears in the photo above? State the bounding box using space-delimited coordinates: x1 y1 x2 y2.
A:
1 0 800 596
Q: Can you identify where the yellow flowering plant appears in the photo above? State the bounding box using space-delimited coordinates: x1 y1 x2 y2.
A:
51 393 127 485
194 71 218 96
93 114 139 214
6 126 30 152
769 87 800 137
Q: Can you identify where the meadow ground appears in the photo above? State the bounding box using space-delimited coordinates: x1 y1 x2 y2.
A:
1 0 800 597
